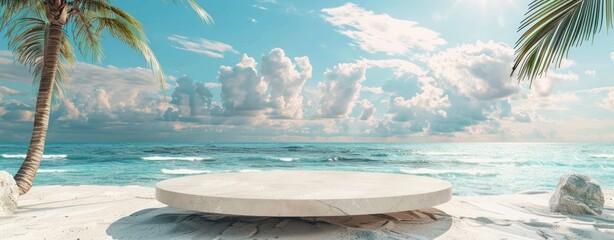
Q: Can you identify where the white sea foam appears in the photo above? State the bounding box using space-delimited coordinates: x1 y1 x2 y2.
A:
142 156 211 161
456 157 527 164
161 169 211 175
277 157 298 162
38 169 69 173
239 169 262 172
1 154 67 159
416 151 468 156
591 154 614 159
400 168 496 176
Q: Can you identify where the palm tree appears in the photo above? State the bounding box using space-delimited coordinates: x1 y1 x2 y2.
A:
512 0 614 82
0 0 212 195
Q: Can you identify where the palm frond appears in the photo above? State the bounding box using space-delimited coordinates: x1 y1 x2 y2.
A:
0 0 45 30
93 15 165 92
163 0 214 24
70 7 104 62
5 17 75 100
513 0 614 83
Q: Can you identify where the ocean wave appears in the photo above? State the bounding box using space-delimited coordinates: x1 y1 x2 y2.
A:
327 156 376 162
277 157 298 162
591 154 614 159
1 154 67 159
141 156 212 161
416 151 468 156
456 157 527 164
161 169 211 175
400 168 497 176
239 169 262 172
371 153 390 157
38 169 69 173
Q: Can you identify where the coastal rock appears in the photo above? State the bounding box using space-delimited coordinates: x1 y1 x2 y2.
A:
0 171 19 216
549 174 604 215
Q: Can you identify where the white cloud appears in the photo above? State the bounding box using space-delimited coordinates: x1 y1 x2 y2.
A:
385 77 454 128
429 41 520 100
610 51 614 62
358 99 376 120
217 49 312 119
0 86 19 101
204 82 221 88
559 59 576 69
249 18 258 23
260 48 312 119
530 71 578 97
168 77 213 117
252 5 267 10
391 80 450 111
218 54 268 116
584 69 596 77
168 35 238 58
358 58 426 77
321 3 446 55
601 89 614 111
361 86 384 95
316 62 367 118
315 58 425 119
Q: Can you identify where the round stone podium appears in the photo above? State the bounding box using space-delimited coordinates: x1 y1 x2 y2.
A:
156 170 452 217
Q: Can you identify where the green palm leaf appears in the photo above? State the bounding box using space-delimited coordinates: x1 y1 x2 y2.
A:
5 17 74 101
1 0 213 195
513 0 614 83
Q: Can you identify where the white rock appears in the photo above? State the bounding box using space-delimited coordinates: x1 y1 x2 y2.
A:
0 171 19 216
549 174 604 215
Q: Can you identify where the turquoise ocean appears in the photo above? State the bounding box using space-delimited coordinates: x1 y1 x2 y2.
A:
0 142 612 195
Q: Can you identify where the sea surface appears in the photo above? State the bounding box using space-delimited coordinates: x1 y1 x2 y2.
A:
0 142 612 195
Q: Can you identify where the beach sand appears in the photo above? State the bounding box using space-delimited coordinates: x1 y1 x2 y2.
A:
1 186 612 239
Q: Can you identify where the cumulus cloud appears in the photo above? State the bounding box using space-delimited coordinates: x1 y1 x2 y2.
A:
1 110 33 121
168 35 238 58
217 48 312 119
322 3 446 55
358 99 376 120
601 89 614 111
218 54 267 116
0 50 168 137
429 41 520 100
169 77 213 117
530 71 578 97
358 59 426 77
316 62 367 118
385 77 454 129
391 80 450 112
584 70 596 77
315 58 425 119
361 86 384 95
379 42 530 136
1 102 33 121
260 48 312 119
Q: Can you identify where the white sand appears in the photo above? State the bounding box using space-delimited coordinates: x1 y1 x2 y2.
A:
0 186 612 240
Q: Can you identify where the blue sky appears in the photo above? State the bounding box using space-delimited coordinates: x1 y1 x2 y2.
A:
0 0 613 142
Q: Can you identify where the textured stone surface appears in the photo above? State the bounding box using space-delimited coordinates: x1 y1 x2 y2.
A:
0 171 19 216
156 170 452 217
549 174 604 215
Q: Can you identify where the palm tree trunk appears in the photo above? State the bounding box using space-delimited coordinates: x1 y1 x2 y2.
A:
13 23 64 195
